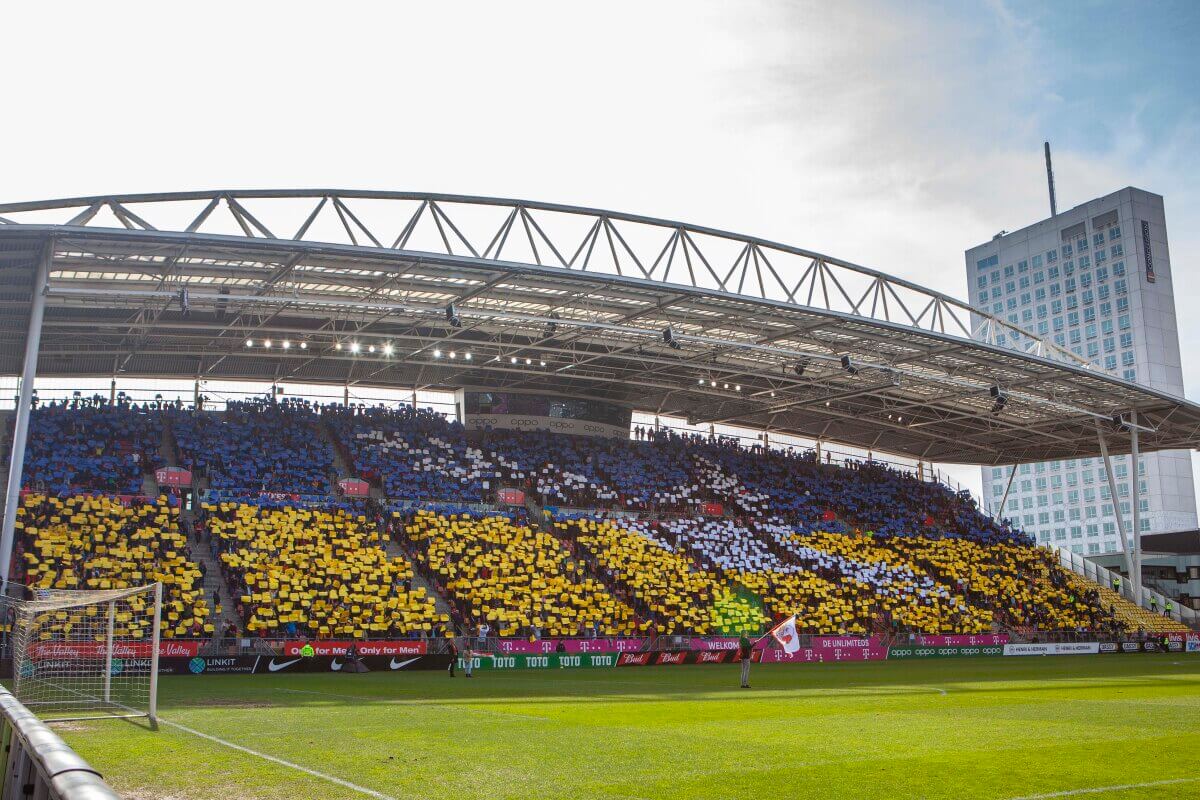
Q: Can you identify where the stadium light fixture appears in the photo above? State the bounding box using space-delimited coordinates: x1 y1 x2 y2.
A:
510 356 518 364
723 383 729 389
433 349 442 358
770 391 776 397
710 380 716 387
449 351 457 359
525 358 532 365
335 342 343 351
368 344 376 354
735 385 741 392
300 341 308 350
282 340 291 350
464 352 472 361
350 341 360 354
539 360 546 367
990 385 1008 415
245 339 253 347
264 339 272 349
698 378 705 385
383 343 394 356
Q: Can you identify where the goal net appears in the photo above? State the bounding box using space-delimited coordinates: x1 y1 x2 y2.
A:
9 583 162 722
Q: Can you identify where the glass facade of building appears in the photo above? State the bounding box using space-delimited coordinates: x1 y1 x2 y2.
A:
965 188 1196 554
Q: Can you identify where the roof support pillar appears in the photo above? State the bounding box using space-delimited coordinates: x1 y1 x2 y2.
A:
0 241 52 596
1095 421 1133 599
996 464 1017 523
1130 410 1143 606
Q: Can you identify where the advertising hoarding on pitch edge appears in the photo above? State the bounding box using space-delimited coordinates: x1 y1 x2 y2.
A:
459 390 632 439
124 636 1200 679
280 640 427 656
1002 643 1100 656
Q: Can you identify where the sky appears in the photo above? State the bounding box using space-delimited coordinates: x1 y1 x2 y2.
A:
2 0 1198 497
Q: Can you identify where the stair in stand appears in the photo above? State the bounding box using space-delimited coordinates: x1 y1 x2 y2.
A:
180 507 242 652
380 525 456 623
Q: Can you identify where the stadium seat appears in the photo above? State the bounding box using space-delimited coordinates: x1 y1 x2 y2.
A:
402 510 636 637
203 500 445 638
21 400 163 495
15 493 211 639
171 400 335 495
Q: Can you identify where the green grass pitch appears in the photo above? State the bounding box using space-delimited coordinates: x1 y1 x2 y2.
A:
28 656 1200 800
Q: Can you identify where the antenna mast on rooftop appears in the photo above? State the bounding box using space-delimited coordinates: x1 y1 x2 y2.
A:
1044 141 1058 217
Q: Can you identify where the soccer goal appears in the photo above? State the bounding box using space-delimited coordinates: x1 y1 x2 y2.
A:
9 583 162 723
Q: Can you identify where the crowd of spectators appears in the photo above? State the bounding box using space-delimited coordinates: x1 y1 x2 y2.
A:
6 397 1188 641
14 492 211 639
401 509 636 638
320 405 1020 544
18 398 163 495
201 500 445 639
172 399 335 494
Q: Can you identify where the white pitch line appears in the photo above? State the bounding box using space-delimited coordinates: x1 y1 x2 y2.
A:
842 683 947 696
158 716 400 800
1005 776 1200 799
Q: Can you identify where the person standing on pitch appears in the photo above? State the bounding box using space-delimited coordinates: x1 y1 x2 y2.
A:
738 632 753 689
447 638 459 677
463 643 474 678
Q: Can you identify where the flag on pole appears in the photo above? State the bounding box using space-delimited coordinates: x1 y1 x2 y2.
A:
768 615 800 654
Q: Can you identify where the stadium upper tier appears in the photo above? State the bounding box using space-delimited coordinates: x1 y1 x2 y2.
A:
5 400 1190 637
2 190 1200 463
16 400 1016 542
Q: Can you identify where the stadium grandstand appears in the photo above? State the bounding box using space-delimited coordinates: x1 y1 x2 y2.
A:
0 190 1197 800
0 189 1196 650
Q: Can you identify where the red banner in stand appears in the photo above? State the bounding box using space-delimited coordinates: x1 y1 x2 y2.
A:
28 640 201 659
701 501 724 516
338 478 370 497
496 487 526 505
155 467 193 488
281 640 427 656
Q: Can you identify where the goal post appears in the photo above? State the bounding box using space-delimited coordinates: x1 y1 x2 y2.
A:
9 583 163 723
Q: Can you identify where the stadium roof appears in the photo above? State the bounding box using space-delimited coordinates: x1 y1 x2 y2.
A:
0 189 1197 466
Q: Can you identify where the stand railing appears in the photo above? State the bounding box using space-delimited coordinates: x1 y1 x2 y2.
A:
0 688 119 800
1054 546 1199 627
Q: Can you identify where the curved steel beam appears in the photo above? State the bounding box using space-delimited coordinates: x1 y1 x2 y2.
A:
0 189 1092 372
